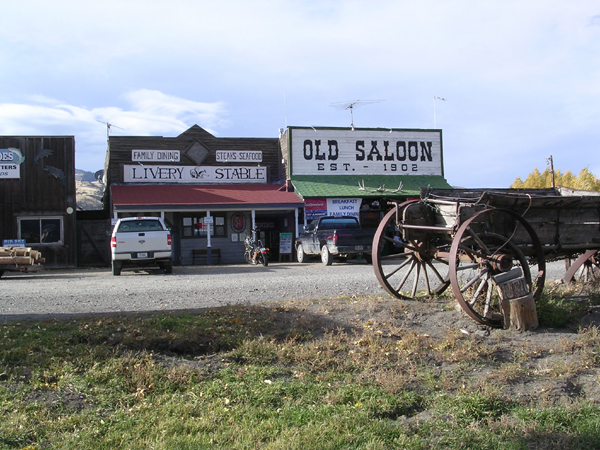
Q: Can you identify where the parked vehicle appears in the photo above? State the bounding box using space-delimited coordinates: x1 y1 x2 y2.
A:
295 216 375 265
244 229 269 266
111 217 172 275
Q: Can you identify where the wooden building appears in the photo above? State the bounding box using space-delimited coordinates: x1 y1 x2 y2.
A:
105 125 304 265
0 136 77 268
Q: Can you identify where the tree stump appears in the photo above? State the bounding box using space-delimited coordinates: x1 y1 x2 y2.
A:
493 268 539 331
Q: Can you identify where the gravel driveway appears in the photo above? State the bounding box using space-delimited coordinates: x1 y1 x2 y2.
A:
0 260 567 321
0 261 384 320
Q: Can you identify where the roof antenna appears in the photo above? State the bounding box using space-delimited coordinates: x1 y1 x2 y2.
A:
330 99 383 128
96 120 124 142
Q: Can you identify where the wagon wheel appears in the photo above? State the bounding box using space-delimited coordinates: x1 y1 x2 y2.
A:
563 250 600 284
449 208 546 327
373 201 451 300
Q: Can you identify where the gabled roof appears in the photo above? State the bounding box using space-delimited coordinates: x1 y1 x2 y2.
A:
290 175 452 198
111 184 304 211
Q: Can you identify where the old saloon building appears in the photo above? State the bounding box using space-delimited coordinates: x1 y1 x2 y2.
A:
280 126 452 228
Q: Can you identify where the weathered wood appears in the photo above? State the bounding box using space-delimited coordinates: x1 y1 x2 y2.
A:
0 256 33 265
493 268 538 331
503 294 539 331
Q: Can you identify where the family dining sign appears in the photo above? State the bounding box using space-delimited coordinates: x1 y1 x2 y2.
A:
289 128 443 176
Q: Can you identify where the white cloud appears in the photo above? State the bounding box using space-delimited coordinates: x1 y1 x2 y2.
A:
0 90 228 171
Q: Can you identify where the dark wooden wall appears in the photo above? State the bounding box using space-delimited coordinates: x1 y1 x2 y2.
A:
0 136 77 268
104 125 284 209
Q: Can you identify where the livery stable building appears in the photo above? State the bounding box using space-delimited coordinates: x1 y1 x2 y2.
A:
105 125 451 266
105 125 305 265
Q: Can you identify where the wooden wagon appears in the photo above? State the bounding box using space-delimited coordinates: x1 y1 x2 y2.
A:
372 188 600 328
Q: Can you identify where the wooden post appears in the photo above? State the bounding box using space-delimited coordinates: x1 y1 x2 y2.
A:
493 268 539 331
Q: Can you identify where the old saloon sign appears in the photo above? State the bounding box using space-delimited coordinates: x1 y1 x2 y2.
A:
289 128 443 176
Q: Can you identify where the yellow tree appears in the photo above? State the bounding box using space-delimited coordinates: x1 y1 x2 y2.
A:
511 166 600 190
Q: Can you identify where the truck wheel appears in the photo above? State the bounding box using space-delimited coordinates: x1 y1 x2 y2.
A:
164 261 173 274
112 261 122 276
321 246 333 266
297 244 307 263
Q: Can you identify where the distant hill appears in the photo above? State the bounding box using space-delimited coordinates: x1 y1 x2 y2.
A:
76 169 104 210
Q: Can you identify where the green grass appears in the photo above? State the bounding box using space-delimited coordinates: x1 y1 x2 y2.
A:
1 294 600 449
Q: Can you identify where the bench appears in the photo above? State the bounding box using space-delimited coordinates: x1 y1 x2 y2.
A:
192 248 221 265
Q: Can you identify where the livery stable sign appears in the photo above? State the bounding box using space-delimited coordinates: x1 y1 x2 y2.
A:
124 165 267 183
289 128 443 176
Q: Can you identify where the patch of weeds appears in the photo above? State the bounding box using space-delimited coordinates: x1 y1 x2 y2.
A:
537 286 591 328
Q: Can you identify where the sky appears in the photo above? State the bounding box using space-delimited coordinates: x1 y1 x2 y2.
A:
1 0 599 188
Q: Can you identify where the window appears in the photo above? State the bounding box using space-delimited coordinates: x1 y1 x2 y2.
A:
182 215 226 238
18 217 63 244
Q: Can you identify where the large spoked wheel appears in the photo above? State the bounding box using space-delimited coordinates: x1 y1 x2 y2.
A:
244 250 252 264
449 208 546 327
373 202 451 300
563 250 600 284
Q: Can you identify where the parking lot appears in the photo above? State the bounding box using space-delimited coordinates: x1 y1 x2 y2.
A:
0 260 568 321
0 261 383 320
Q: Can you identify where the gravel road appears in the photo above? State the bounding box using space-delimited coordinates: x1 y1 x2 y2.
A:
0 260 567 321
0 261 384 320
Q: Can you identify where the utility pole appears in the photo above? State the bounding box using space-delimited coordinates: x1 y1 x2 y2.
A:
547 155 555 188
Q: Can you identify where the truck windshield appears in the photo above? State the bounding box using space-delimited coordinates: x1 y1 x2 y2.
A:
117 220 164 233
317 218 359 229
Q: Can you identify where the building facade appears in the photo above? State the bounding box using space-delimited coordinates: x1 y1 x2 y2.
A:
280 126 453 228
0 136 77 268
105 125 304 265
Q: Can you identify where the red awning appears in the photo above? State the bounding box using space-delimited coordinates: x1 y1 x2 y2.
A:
111 184 304 210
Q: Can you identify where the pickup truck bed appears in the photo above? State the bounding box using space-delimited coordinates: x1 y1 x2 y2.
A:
111 217 172 275
295 216 374 265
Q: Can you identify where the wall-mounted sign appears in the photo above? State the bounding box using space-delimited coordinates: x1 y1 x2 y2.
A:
305 198 327 220
132 150 181 162
3 239 26 247
0 163 20 179
124 165 267 183
0 148 23 179
290 128 443 176
304 198 361 219
216 151 262 163
326 198 361 218
231 213 245 232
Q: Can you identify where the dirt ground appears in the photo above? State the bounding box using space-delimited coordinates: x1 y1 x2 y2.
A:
278 289 600 408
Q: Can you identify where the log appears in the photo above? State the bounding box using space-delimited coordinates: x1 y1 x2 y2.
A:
0 256 33 265
494 268 539 331
503 294 539 332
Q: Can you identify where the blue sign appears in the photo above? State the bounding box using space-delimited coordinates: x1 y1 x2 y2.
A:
0 148 25 164
3 239 26 247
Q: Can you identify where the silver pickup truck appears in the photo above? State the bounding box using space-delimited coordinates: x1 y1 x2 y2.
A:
110 217 172 275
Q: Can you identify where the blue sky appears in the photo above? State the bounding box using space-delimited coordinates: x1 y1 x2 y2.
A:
1 0 599 188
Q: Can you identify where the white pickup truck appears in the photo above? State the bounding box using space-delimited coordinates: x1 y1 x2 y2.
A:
110 217 172 276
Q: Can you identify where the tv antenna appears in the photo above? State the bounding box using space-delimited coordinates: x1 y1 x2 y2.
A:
330 99 383 129
96 120 124 141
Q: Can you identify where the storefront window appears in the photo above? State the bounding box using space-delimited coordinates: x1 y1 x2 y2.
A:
18 217 63 244
182 215 226 238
